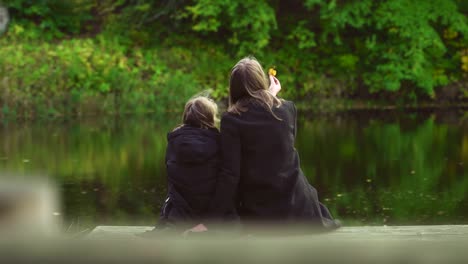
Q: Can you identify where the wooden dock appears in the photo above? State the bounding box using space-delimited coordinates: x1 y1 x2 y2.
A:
81 225 468 263
3 225 468 263
87 224 468 241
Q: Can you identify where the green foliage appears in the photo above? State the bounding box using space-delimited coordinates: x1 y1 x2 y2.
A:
6 0 94 39
186 0 277 54
301 0 468 96
1 0 468 117
0 32 207 117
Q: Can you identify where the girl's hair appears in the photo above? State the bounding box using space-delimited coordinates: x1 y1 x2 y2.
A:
182 96 219 129
228 57 282 118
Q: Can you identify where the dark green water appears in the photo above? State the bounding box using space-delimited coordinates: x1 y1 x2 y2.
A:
0 110 467 230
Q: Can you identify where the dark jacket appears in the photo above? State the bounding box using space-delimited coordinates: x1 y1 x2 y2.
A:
160 125 220 225
210 100 335 226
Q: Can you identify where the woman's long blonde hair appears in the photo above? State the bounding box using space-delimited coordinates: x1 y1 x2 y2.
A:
228 57 282 117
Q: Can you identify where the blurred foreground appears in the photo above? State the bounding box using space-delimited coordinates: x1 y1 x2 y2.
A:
1 228 468 263
0 177 60 237
1 177 468 263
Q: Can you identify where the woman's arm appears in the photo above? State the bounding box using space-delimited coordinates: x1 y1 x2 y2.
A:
209 114 241 217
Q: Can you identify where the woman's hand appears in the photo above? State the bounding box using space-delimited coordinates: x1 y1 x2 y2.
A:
269 75 281 96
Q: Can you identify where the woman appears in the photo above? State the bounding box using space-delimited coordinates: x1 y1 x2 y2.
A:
190 57 339 234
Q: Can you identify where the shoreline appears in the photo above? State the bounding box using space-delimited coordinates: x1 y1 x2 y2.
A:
1 100 467 121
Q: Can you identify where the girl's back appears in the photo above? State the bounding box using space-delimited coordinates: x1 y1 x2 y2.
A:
157 96 221 228
164 125 220 222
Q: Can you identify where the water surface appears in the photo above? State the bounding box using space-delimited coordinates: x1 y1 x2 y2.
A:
0 110 467 230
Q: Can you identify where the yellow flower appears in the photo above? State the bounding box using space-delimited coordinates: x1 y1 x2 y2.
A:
268 68 277 76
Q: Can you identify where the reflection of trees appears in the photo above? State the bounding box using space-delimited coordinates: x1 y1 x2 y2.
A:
0 116 176 229
0 111 466 227
297 111 468 225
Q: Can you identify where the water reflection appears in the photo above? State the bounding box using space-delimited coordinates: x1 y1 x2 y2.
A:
297 110 468 225
0 110 466 230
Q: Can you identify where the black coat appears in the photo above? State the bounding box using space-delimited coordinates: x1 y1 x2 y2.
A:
210 100 335 226
161 125 220 224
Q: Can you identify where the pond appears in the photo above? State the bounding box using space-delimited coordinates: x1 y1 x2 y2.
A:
0 109 467 231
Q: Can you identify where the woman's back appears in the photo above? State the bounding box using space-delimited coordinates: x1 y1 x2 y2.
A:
229 101 297 217
215 100 333 225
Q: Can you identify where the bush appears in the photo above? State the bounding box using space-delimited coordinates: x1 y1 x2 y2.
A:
0 28 205 117
1 0 468 118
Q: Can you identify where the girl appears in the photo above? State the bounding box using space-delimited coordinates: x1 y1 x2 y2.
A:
152 96 226 232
